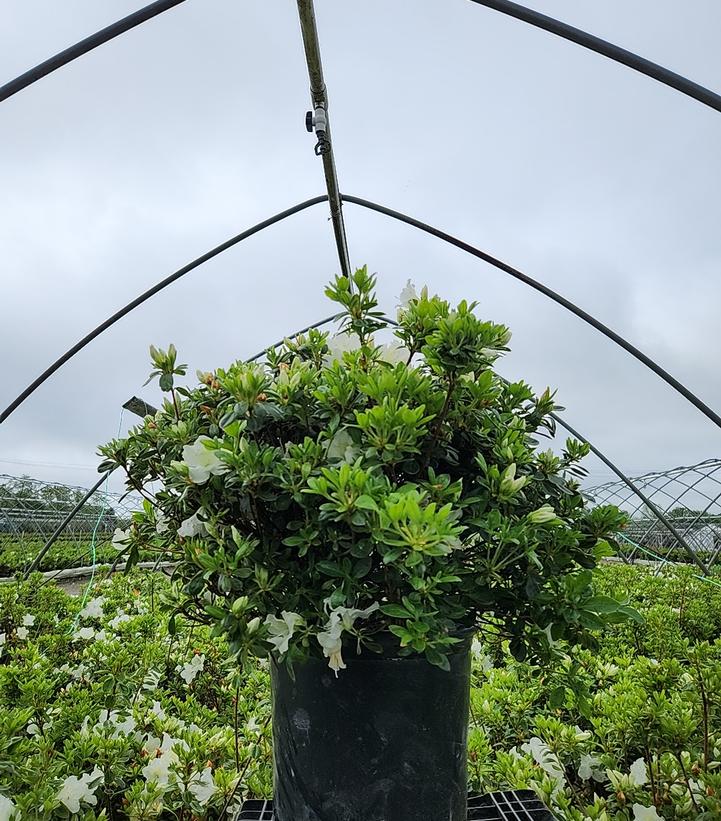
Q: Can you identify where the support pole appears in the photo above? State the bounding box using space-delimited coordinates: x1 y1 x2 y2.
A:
549 412 709 574
23 468 116 578
296 0 352 278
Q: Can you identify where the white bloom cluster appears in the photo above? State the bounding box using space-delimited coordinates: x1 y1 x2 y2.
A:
377 342 410 366
0 794 16 820
112 527 130 550
177 511 207 538
79 596 105 620
316 600 379 675
578 754 605 782
632 804 662 821
15 627 28 641
264 612 304 656
518 737 566 793
188 766 216 804
56 767 103 813
326 429 356 463
323 334 360 366
142 733 183 787
108 613 132 630
396 279 418 317
139 732 216 804
178 654 205 685
629 757 649 786
180 437 227 484
22 614 35 627
97 709 137 737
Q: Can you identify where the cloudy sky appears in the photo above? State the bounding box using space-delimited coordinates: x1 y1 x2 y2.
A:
1 0 720 500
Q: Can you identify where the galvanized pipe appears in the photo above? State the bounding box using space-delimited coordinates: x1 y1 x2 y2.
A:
296 0 352 278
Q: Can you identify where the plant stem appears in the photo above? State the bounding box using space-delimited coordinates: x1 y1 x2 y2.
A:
234 679 241 771
693 654 710 770
676 752 700 813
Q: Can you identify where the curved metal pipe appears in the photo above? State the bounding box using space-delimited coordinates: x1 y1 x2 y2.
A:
468 0 721 114
0 1 187 105
341 194 721 432
0 195 329 424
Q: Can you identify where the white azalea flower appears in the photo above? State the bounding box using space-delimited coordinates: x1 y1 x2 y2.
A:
396 279 418 315
57 767 103 814
265 612 304 656
112 527 130 550
632 804 662 821
142 750 176 787
188 766 216 804
0 794 17 821
179 654 205 685
73 626 95 641
109 613 131 630
142 734 186 786
27 722 41 737
378 342 410 366
317 622 345 675
181 436 227 484
149 701 166 720
177 511 207 538
323 333 360 365
79 597 105 620
629 757 649 786
326 429 355 463
317 600 379 676
16 627 28 641
22 614 35 627
471 639 493 671
0 634 5 648
578 754 605 782
521 737 566 790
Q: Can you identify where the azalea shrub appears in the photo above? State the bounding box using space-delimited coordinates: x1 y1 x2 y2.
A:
0 564 719 819
99 268 631 674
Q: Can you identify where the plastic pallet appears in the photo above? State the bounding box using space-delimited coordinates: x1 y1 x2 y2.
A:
237 790 555 820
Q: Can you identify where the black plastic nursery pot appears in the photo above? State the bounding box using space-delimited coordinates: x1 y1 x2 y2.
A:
270 633 473 821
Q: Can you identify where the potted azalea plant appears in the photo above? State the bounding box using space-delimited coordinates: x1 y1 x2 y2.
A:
100 268 629 821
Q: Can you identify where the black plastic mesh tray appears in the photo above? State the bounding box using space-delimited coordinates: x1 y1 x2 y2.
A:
237 790 555 820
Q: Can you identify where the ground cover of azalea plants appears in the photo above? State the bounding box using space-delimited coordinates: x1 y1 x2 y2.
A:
0 562 720 820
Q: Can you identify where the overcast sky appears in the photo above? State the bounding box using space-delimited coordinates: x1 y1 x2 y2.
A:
1 0 720 500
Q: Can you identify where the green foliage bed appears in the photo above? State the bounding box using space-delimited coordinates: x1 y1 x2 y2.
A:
0 538 155 577
0 563 720 819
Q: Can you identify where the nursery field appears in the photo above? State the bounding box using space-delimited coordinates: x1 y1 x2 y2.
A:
0 538 154 577
0 563 720 820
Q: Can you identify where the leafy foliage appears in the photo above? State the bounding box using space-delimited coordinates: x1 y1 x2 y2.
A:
0 564 719 818
99 269 630 672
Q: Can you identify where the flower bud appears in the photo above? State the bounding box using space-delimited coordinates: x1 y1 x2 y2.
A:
528 505 557 524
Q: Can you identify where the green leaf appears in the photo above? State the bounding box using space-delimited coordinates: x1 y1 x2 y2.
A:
380 604 412 619
425 648 450 671
354 495 378 511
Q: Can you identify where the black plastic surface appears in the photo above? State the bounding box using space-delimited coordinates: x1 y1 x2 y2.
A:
271 636 472 821
237 790 556 820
